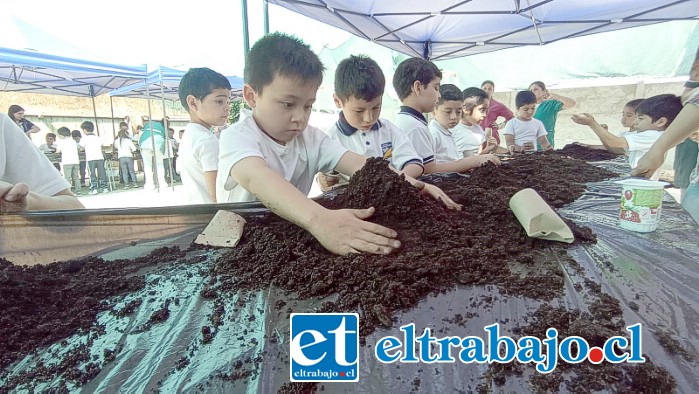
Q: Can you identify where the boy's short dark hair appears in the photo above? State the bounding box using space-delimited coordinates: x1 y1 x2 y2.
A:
625 98 644 110
437 84 463 106
57 127 71 137
71 130 81 138
392 57 442 100
245 33 324 94
46 132 56 139
516 91 537 108
119 121 128 127
635 94 682 125
334 55 384 102
179 67 232 111
461 87 488 113
80 121 94 133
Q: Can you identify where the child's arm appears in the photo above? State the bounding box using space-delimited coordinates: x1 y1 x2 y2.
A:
479 136 498 154
537 135 554 151
1 181 83 212
401 163 424 179
424 155 501 174
547 92 576 110
231 156 400 255
571 113 627 153
573 142 607 150
205 170 217 203
504 134 520 153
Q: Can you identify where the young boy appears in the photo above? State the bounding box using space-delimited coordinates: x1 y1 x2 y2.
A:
178 67 231 203
452 87 498 157
428 84 463 163
55 127 82 195
394 58 500 173
80 121 109 194
320 55 422 190
503 91 553 153
574 98 644 150
571 94 683 179
217 33 459 256
39 133 58 153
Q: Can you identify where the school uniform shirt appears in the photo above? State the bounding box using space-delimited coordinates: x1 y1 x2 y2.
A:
81 133 104 161
394 106 436 165
502 118 548 149
39 143 58 153
427 119 460 163
56 137 80 165
452 122 485 157
113 137 136 159
326 112 422 171
624 130 663 170
217 115 349 203
179 123 220 204
0 114 69 196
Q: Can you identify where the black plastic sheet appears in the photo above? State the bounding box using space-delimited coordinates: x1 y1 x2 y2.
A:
1 160 698 392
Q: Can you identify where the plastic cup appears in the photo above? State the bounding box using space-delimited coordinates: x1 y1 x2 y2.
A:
615 178 669 232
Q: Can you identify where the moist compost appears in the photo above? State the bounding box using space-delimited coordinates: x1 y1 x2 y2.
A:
0 153 682 392
555 143 624 162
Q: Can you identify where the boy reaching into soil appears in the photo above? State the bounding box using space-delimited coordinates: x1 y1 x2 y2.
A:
178 67 232 203
503 91 553 153
318 55 423 191
571 94 683 179
393 58 500 173
572 98 644 151
216 33 460 256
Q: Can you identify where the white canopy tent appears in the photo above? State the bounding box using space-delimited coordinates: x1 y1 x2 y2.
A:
267 0 699 60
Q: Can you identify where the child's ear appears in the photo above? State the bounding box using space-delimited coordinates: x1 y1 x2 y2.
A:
243 84 257 108
332 93 343 109
654 116 669 129
411 80 422 95
186 95 198 111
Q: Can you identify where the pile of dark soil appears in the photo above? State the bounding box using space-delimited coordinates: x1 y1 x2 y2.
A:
555 143 624 162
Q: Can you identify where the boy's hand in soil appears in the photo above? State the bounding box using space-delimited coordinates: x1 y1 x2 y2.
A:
411 181 462 211
317 171 340 192
474 154 501 166
0 181 29 213
307 207 400 255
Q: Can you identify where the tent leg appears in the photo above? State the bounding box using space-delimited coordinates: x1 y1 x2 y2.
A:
159 83 175 191
263 0 269 34
90 85 100 136
110 96 116 140
242 0 250 58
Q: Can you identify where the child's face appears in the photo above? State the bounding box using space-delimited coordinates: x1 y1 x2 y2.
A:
633 113 666 132
416 77 441 113
46 135 55 144
189 88 231 128
529 84 545 102
481 83 494 99
462 101 488 125
621 105 638 130
517 103 537 120
335 94 382 131
245 75 319 144
434 100 463 129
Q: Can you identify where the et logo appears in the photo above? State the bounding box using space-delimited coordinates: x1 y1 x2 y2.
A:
289 313 359 382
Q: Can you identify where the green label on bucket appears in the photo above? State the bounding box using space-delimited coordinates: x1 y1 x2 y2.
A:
632 189 663 208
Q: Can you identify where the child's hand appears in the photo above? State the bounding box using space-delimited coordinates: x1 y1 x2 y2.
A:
571 113 595 126
317 171 340 192
485 137 498 150
544 144 554 151
307 207 400 255
0 181 30 213
412 181 462 210
600 124 609 131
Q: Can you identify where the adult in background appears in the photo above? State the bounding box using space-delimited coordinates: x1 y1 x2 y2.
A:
479 80 514 146
138 118 167 190
1 113 83 212
7 105 40 137
529 81 576 148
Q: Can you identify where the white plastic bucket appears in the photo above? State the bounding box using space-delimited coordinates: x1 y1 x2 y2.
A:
615 178 669 232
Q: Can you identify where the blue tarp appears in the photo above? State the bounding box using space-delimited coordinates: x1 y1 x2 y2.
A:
0 47 147 97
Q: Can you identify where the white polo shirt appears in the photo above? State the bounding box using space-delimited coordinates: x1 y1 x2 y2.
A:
394 106 436 165
56 137 80 165
625 130 663 169
179 122 219 204
217 115 349 203
452 122 485 158
326 112 422 171
1 114 69 196
81 133 105 161
502 117 548 149
427 119 460 163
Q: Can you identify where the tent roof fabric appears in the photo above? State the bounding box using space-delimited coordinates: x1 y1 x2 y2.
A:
109 66 244 101
269 0 699 60
0 47 147 97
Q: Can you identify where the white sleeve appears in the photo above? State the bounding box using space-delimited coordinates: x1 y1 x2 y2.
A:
195 135 220 172
405 126 435 165
535 120 548 138
218 123 265 191
502 120 515 135
624 131 662 152
311 126 349 173
386 122 422 170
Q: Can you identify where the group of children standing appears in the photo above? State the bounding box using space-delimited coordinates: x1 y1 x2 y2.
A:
170 32 689 255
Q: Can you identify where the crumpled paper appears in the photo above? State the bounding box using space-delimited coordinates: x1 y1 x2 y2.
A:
509 188 574 243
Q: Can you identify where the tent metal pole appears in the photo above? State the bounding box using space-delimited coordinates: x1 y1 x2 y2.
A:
263 0 269 34
90 85 100 136
242 0 250 57
159 78 174 191
109 95 116 140
144 77 160 193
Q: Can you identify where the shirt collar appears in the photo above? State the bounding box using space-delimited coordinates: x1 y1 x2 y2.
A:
337 111 381 136
399 106 427 125
430 119 452 137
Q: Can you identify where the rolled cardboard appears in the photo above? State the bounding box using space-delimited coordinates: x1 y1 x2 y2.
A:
194 210 246 248
509 188 574 243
